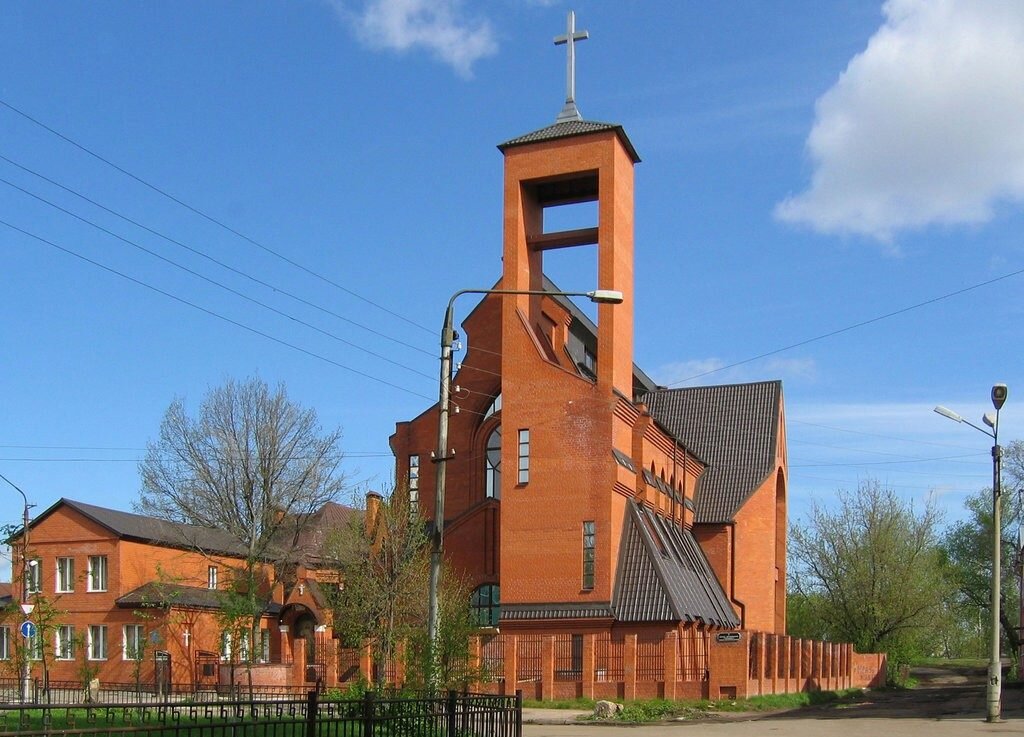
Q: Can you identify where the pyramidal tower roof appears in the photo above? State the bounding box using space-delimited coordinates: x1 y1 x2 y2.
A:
497 10 640 163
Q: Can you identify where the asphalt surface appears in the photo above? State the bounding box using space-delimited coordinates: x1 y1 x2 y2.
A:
522 664 1023 736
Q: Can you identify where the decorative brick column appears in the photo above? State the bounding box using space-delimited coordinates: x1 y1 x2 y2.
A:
503 634 517 693
582 634 596 700
623 634 638 701
663 631 678 700
541 636 555 701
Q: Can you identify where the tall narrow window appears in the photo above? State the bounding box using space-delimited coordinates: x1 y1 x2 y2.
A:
582 521 596 590
260 629 271 663
0 627 9 660
123 624 144 660
56 625 75 660
56 557 75 593
470 584 500 627
88 625 107 660
24 560 41 597
208 566 218 590
408 455 420 514
87 556 107 592
517 429 530 484
485 426 502 499
27 632 42 661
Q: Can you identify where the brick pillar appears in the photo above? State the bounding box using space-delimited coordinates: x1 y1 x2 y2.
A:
324 635 339 688
755 633 766 696
468 636 482 692
279 625 292 664
663 631 677 700
813 641 823 691
294 636 307 687
800 639 811 688
769 635 779 695
541 636 555 701
782 636 792 693
582 634 596 700
503 635 517 693
623 634 638 701
394 640 406 688
360 641 373 683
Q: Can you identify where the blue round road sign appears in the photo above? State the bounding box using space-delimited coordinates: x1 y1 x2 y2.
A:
20 621 35 638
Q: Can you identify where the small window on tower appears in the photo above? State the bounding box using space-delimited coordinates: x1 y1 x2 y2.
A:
408 455 420 514
582 521 596 590
517 429 530 484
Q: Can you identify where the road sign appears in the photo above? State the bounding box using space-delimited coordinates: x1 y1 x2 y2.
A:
20 621 36 639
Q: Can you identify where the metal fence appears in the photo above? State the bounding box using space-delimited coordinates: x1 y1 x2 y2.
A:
0 690 522 737
0 678 318 706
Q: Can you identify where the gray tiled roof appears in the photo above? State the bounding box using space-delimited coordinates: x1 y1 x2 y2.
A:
501 602 613 621
498 120 641 163
116 582 282 615
40 498 249 556
639 381 782 524
612 502 738 627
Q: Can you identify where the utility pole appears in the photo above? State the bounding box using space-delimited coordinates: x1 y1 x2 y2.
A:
0 472 34 703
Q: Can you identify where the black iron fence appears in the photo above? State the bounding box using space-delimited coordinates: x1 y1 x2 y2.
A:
0 689 522 737
0 678 320 705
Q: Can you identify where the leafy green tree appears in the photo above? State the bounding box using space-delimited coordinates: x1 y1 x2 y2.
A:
789 479 949 681
941 484 1021 673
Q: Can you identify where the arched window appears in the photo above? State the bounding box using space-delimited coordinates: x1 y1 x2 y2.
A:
470 584 500 627
485 425 502 498
483 393 502 420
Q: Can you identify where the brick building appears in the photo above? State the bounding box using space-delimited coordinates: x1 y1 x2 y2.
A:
5 497 355 689
390 70 787 653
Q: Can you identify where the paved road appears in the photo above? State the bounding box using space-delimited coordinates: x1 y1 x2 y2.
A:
523 667 1023 736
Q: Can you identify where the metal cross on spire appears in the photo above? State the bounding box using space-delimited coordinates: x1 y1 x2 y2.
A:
554 10 589 123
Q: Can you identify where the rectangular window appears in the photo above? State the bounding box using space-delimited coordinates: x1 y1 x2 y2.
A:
88 625 107 660
87 556 108 592
220 631 232 660
56 557 75 593
25 560 41 596
0 627 8 660
408 455 419 513
260 629 270 663
582 521 596 590
56 625 75 660
208 566 218 590
517 429 530 484
123 624 144 661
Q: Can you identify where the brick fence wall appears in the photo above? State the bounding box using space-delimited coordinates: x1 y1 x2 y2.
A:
343 630 886 701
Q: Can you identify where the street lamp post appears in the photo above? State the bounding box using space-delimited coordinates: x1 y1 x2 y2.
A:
0 472 34 703
428 287 623 683
934 383 1008 723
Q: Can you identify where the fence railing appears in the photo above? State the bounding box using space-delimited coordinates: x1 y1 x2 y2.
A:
0 677 322 706
0 689 523 737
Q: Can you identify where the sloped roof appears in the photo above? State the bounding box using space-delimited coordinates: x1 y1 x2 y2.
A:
639 381 782 523
498 119 640 162
612 502 738 627
35 498 248 556
116 582 281 615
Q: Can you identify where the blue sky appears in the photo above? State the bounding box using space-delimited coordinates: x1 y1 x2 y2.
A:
2 1 1023 578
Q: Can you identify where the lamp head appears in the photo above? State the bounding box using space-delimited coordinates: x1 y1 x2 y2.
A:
934 406 963 423
992 383 1008 411
587 289 624 304
983 413 996 429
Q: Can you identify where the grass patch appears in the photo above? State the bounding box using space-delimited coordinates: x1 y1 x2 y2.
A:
576 688 867 723
522 697 595 710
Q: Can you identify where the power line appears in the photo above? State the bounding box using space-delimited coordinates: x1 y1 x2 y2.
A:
1 217 434 401
0 176 434 383
668 265 1024 385
0 97 433 334
0 151 434 357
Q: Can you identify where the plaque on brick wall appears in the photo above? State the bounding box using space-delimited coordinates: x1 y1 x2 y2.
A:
716 632 741 643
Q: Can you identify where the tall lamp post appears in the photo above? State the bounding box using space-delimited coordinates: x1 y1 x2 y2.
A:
428 287 623 676
0 472 34 703
934 383 1008 723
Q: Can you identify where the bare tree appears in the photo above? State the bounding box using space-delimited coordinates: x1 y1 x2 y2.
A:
138 377 346 685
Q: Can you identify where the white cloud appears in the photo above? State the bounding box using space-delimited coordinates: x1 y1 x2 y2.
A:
776 0 1024 241
652 356 816 387
332 0 497 78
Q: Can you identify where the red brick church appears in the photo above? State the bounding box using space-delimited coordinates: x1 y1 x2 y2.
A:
389 15 787 652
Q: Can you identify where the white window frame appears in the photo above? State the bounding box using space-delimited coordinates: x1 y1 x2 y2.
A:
56 624 75 660
0 626 9 660
88 625 107 660
25 560 41 596
87 556 108 592
208 566 218 590
517 429 530 484
259 629 270 663
56 557 75 593
27 632 42 661
408 455 420 513
123 624 144 661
